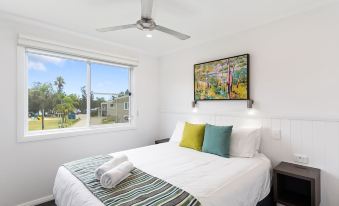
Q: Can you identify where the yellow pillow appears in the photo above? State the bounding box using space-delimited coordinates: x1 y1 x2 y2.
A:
179 122 206 151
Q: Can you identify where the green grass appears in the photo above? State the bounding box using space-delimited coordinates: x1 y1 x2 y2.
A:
101 116 115 124
29 118 79 131
102 119 115 124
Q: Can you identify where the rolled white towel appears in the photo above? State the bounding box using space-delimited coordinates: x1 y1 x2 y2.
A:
95 154 128 180
100 161 134 189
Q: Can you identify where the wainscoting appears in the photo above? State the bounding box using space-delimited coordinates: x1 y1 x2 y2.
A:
159 112 339 206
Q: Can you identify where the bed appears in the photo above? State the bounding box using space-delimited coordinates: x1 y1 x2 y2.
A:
53 142 272 206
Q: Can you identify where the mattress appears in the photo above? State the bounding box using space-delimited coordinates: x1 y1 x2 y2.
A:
53 143 271 206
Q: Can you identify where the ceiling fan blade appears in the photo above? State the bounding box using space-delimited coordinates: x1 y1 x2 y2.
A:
141 0 154 19
155 25 190 40
96 24 136 32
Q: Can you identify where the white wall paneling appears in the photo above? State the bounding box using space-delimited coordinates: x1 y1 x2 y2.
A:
158 3 339 205
159 112 339 206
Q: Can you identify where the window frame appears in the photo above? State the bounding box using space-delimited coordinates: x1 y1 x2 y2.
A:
17 35 138 142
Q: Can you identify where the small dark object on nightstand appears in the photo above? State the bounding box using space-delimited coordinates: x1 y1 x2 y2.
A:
273 162 321 206
155 138 170 144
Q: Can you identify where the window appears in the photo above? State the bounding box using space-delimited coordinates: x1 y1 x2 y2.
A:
124 102 129 110
27 52 88 131
20 46 134 140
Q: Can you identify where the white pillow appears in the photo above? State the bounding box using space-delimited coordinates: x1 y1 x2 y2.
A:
169 121 185 144
230 127 261 158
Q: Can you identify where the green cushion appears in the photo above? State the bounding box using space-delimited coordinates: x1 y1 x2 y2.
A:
179 122 206 151
202 124 233 157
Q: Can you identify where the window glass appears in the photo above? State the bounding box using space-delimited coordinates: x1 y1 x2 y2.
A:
90 63 130 125
26 50 131 134
27 52 87 131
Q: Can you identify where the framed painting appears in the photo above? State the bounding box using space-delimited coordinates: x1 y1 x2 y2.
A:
194 54 249 101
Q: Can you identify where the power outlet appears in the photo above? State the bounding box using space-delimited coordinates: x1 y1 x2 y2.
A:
294 154 309 164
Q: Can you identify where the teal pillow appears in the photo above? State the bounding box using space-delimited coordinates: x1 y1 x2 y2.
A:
202 124 233 157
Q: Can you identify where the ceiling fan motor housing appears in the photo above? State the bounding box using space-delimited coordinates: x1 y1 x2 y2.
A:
136 18 156 31
96 0 190 40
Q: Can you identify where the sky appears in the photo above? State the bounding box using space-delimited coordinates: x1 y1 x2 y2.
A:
28 52 129 98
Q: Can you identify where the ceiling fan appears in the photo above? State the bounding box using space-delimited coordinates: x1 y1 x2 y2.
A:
96 0 190 40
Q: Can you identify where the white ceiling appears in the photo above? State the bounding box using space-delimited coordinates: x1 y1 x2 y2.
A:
0 0 336 56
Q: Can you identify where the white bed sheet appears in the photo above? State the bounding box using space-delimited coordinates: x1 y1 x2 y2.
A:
53 143 271 206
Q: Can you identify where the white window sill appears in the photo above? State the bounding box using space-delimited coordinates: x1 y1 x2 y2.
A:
17 124 136 143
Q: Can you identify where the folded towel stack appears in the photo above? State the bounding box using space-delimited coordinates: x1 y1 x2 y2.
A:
95 154 128 180
100 161 134 188
95 154 134 188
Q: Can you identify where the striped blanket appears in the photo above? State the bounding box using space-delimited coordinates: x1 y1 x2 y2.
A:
63 155 201 206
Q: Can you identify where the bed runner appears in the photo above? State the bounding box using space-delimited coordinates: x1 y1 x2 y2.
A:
63 155 201 206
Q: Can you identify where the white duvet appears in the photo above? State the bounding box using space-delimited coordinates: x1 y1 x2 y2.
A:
53 143 271 206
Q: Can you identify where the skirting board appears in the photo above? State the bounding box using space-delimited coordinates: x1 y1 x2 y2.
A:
17 195 54 206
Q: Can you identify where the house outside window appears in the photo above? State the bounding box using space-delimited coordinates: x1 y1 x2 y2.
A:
100 96 130 123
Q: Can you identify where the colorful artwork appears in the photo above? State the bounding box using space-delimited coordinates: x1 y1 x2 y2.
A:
194 54 249 100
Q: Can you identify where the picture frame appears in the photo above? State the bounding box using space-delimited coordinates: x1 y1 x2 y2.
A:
194 54 250 101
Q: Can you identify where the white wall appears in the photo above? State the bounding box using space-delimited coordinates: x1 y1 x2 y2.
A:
0 14 159 206
159 3 339 206
159 2 339 119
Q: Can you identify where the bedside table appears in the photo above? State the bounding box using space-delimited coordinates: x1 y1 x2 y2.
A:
155 138 170 144
273 162 321 206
